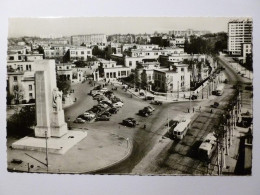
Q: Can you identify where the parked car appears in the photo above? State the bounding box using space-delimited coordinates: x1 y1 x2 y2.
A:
96 115 110 121
145 96 155 100
93 85 102 90
151 100 163 105
211 102 219 108
100 88 108 93
101 111 112 117
139 109 151 117
146 106 155 112
109 107 118 114
104 91 113 97
90 106 103 114
91 91 103 97
113 102 124 108
98 103 108 109
190 95 198 100
83 112 95 118
74 118 86 123
111 96 123 103
122 118 136 127
100 100 112 106
93 95 105 101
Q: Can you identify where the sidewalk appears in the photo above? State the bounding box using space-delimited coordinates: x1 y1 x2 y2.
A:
7 129 133 174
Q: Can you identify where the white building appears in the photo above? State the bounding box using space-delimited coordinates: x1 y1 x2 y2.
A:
98 59 131 81
65 47 92 61
154 64 190 92
71 34 107 46
228 19 252 55
241 43 252 63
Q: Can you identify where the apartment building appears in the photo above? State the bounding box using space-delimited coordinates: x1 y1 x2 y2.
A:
71 34 107 46
154 64 190 92
227 19 252 55
64 47 92 61
169 29 210 37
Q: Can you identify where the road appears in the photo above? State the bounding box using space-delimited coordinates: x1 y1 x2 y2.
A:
128 55 252 175
64 80 202 174
64 56 252 175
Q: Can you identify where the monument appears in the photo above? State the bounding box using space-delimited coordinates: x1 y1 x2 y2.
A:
12 60 87 154
34 71 68 138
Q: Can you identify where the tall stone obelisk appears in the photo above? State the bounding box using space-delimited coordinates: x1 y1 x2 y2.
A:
34 60 68 138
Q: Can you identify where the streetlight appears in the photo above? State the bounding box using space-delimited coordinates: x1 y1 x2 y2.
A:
45 130 49 173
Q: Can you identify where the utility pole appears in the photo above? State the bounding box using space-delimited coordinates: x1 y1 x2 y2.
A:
45 130 49 173
177 81 179 99
189 88 192 113
217 140 220 175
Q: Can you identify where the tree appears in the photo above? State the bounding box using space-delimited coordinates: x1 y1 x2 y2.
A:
7 91 14 105
56 76 71 95
13 84 24 104
7 105 36 137
37 45 45 58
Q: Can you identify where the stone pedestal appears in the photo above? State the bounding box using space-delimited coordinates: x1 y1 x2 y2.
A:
50 110 68 137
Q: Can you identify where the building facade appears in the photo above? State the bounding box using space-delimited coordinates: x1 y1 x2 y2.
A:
71 34 107 46
154 64 190 93
227 19 252 55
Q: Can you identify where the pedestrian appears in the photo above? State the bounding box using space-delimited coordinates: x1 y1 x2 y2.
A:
143 124 146 129
188 108 190 113
199 106 201 111
210 109 213 113
193 107 195 113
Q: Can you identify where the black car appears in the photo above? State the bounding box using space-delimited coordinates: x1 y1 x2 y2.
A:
93 85 102 90
109 107 118 114
101 111 112 117
211 102 219 108
190 95 198 100
138 109 151 117
90 106 103 113
122 118 136 127
96 115 110 121
151 100 163 105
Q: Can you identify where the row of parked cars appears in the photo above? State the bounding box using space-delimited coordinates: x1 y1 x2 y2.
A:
74 87 124 123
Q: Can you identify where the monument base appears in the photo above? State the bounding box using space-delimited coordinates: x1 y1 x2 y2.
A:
51 123 68 138
11 130 87 154
34 126 51 138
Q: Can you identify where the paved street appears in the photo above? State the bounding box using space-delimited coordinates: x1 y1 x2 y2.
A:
128 55 253 175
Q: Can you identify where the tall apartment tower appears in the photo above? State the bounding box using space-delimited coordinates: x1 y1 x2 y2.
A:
228 19 252 55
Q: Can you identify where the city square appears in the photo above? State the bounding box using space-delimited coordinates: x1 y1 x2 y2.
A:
6 17 253 176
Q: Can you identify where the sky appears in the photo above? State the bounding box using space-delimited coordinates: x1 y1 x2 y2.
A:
8 17 248 38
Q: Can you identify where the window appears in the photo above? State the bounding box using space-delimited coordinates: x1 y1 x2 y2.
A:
129 61 132 66
29 93 33 98
9 56 14 60
14 76 17 81
29 85 32 91
181 68 184 72
87 51 90 54
121 71 126 76
81 51 84 54
67 66 70 70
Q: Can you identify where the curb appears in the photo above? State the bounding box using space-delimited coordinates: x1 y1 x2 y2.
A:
84 138 133 174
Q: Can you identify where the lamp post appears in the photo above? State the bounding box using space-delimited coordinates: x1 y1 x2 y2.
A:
45 130 49 173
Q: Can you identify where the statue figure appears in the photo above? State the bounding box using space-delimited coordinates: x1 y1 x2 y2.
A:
52 88 63 111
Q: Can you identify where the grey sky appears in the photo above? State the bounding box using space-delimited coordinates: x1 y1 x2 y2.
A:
8 17 247 38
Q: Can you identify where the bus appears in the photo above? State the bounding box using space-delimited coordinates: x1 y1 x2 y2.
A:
173 118 191 140
216 84 225 96
198 133 217 160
